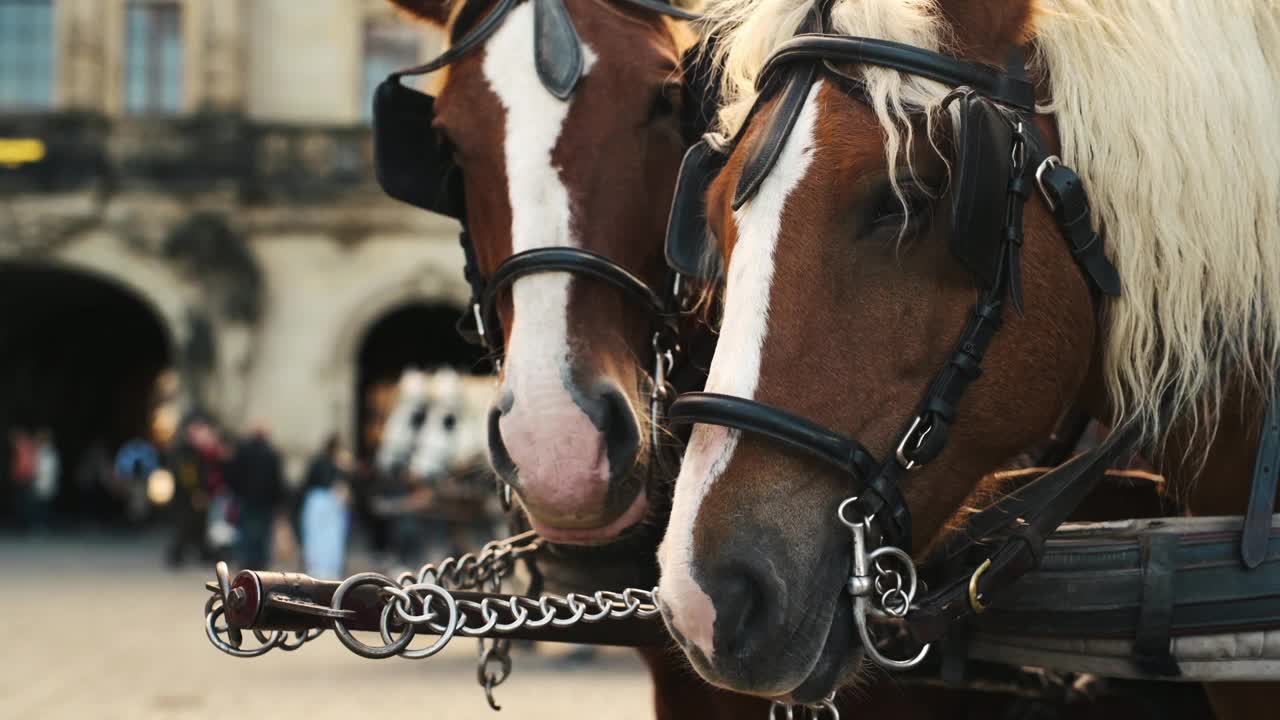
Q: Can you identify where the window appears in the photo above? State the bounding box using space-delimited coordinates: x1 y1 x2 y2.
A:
0 0 54 110
124 1 183 113
361 21 422 121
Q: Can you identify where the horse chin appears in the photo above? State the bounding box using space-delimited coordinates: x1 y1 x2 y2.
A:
783 594 861 705
523 486 650 545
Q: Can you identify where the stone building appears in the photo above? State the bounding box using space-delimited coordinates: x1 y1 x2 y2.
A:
0 0 485 511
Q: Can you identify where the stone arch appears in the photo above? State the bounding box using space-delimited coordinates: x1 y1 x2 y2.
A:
327 256 475 454
0 248 178 521
40 230 191 353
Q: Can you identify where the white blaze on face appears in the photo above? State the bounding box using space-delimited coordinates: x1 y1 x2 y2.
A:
481 4 597 391
658 82 823 660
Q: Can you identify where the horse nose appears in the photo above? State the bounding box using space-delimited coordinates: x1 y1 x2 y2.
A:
581 384 640 480
487 379 643 537
659 532 790 684
702 557 785 661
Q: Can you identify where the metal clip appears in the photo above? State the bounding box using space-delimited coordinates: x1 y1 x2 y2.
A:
839 498 930 670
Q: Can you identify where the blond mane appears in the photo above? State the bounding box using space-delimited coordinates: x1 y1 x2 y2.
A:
701 0 1280 449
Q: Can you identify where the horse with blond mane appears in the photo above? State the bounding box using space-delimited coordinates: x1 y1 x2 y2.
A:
656 0 1279 716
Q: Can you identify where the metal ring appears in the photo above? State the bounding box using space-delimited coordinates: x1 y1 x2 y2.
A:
204 604 281 658
278 628 321 651
332 573 416 659
866 546 919 614
770 702 796 720
968 558 992 614
383 582 458 659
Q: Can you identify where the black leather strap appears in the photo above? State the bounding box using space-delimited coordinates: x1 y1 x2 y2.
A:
1134 533 1180 676
758 35 1036 111
668 392 878 479
392 0 520 80
391 0 698 85
455 229 488 345
1243 363 1280 568
1036 163 1122 298
732 62 818 209
478 247 669 352
898 425 1139 645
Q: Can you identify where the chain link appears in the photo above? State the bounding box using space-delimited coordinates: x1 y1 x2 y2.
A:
204 531 661 711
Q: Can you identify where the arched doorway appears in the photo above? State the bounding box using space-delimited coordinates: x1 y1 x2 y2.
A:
0 263 173 527
355 303 490 461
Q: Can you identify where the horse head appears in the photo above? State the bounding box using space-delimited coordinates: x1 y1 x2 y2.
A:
385 0 703 543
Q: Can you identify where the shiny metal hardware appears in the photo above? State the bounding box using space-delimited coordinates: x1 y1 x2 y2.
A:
968 558 992 614
203 532 661 712
839 497 930 670
1035 156 1062 212
649 330 677 458
894 415 933 470
769 692 839 720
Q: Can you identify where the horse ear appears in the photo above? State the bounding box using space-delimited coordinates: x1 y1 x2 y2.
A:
386 0 451 26
400 369 427 395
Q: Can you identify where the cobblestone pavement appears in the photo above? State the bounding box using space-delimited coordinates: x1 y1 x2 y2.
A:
0 535 654 720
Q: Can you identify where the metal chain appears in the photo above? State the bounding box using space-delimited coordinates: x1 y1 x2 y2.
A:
770 692 840 720
204 531 660 711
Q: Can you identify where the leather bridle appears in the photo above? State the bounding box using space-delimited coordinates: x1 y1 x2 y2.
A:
376 0 713 497
670 28 1120 549
665 7 1129 667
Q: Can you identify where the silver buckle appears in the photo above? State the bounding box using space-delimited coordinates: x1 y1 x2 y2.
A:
1035 155 1061 212
894 415 932 470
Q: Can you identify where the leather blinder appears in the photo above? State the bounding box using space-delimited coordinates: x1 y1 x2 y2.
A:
665 140 723 280
372 79 466 220
951 94 1014 290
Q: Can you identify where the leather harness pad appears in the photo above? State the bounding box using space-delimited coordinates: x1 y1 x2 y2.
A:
372 79 466 220
951 93 1014 290
665 140 722 279
533 0 584 100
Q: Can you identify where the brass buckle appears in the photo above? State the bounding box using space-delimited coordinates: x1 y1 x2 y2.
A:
968 558 992 614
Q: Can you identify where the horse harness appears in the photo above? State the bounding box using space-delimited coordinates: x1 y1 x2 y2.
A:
663 3 1279 673
198 0 1280 711
371 0 716 493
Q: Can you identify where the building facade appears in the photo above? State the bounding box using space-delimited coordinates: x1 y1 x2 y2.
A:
0 0 477 482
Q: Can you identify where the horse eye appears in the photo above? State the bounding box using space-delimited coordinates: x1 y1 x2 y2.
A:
867 183 935 236
648 85 677 122
442 413 456 431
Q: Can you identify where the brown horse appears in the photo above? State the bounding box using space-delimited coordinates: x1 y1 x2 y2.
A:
381 1 782 716
386 0 699 544
656 0 1279 717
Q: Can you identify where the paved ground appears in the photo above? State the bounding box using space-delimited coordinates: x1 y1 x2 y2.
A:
0 535 654 720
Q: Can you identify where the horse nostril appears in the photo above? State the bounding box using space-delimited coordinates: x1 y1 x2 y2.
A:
711 565 768 646
594 386 640 478
487 403 516 483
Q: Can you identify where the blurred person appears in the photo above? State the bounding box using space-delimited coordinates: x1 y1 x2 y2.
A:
226 421 284 571
114 438 159 524
9 429 37 531
166 415 223 567
28 429 59 533
75 441 116 524
300 434 352 579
